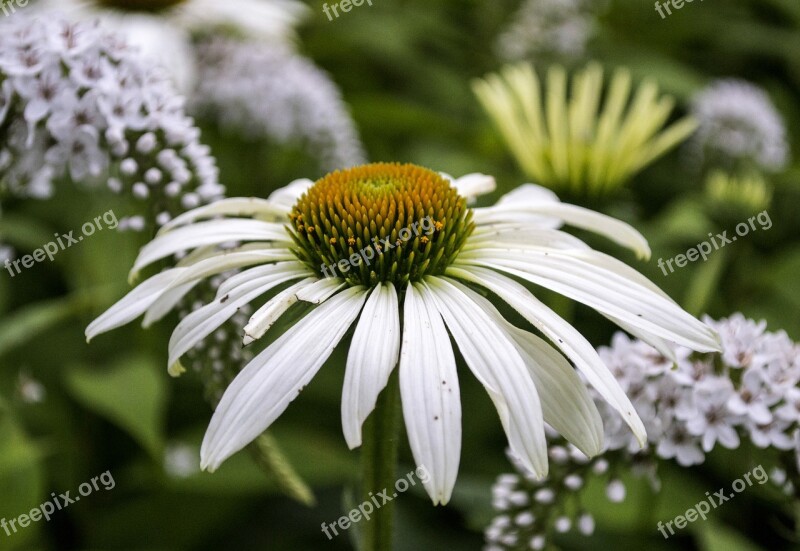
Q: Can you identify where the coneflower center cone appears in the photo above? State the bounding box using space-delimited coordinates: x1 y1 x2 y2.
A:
288 163 474 287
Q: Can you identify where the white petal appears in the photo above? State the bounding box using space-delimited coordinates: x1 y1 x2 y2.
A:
602 313 678 363
441 172 496 202
436 276 602 456
142 281 198 328
157 197 289 235
400 283 461 504
266 178 315 211
167 264 307 371
466 226 590 252
242 277 316 345
505 326 603 457
200 286 368 471
141 248 295 326
456 249 719 352
86 268 185 341
131 219 290 280
445 265 646 447
295 277 346 304
423 277 548 478
496 183 559 206
474 200 650 259
342 282 401 449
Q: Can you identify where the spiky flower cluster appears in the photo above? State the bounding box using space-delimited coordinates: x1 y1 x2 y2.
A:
485 314 800 550
473 62 697 197
690 79 789 173
495 0 597 61
192 37 366 173
0 16 223 230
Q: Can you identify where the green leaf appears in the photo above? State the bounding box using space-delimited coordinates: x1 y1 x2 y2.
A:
0 414 45 550
696 521 766 551
0 214 55 251
0 296 88 358
64 356 167 459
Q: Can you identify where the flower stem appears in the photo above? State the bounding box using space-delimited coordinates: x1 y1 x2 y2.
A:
360 370 401 551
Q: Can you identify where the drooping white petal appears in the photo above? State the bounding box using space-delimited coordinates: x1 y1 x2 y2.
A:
167 264 308 372
602 313 679 363
157 197 288 235
465 226 590 252
400 283 461 504
456 249 719 352
131 219 290 280
342 282 401 449
423 277 548 478
445 265 647 447
242 277 317 345
200 286 368 472
142 281 198 328
86 268 187 342
450 281 603 457
454 278 603 457
147 248 296 323
295 277 346 304
474 199 650 259
216 262 305 297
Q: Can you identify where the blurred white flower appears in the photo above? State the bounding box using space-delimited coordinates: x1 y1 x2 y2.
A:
192 37 366 173
163 441 201 478
0 16 222 228
496 0 598 61
690 79 790 172
34 0 310 91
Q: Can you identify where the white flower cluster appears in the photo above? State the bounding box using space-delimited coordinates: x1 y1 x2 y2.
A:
485 314 800 550
192 37 366 174
597 314 800 466
485 448 598 551
495 0 597 61
0 16 223 230
690 79 790 172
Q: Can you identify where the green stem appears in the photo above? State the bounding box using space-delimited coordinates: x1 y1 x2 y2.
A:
360 370 401 551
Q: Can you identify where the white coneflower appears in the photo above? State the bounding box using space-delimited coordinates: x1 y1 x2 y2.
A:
0 16 222 228
86 162 719 505
690 79 790 172
192 37 366 173
474 63 697 197
33 0 309 91
495 0 598 62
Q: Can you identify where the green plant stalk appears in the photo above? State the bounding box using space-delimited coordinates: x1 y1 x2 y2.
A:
359 370 401 551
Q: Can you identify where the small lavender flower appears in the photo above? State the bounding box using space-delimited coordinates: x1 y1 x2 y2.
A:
495 0 599 61
690 79 790 172
0 16 223 230
192 37 366 173
485 314 800 549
